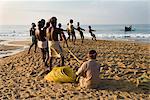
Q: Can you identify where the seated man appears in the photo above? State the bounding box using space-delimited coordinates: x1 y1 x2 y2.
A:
76 50 100 89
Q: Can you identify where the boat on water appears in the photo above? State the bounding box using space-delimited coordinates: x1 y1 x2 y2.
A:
125 25 135 32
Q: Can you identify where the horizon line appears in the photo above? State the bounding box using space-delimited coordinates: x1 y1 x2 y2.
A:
0 23 150 26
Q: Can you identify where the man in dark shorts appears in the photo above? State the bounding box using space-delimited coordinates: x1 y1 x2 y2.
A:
89 26 97 41
58 23 68 47
35 19 49 66
28 23 37 54
46 17 64 71
76 22 85 43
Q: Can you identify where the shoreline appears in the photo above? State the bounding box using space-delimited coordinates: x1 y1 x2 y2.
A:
0 39 149 59
0 40 30 58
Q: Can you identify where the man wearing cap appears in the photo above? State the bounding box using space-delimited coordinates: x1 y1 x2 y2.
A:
46 17 64 71
76 50 100 89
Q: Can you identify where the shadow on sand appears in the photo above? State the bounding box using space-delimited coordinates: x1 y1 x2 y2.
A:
97 79 149 94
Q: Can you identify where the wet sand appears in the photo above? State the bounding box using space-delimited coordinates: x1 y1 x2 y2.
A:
0 39 149 99
8 41 31 46
0 40 30 58
0 45 21 51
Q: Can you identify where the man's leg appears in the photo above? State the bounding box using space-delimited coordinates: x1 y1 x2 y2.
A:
74 34 76 41
80 32 84 43
73 33 76 44
45 48 49 67
81 34 84 43
94 36 97 41
67 32 70 41
41 48 46 62
81 36 83 43
34 42 37 52
28 43 34 54
49 57 53 69
72 33 74 42
61 56 64 66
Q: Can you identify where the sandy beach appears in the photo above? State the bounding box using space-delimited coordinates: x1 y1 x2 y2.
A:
0 39 149 99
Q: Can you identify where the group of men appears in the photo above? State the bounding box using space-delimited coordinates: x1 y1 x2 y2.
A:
66 19 97 43
28 17 65 71
28 17 100 89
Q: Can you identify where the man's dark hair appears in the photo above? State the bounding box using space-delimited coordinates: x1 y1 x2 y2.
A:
58 23 61 27
31 23 36 27
70 19 73 23
88 50 97 59
38 21 42 28
40 19 45 28
50 17 57 27
50 17 57 23
41 19 45 23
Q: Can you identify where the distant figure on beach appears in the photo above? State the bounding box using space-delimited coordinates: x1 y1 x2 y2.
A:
46 17 64 71
76 50 100 89
76 22 85 43
66 23 71 41
28 23 37 54
68 19 76 44
89 26 96 41
58 23 68 47
35 19 49 66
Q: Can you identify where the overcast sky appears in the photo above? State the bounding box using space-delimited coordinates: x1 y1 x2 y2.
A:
0 0 149 25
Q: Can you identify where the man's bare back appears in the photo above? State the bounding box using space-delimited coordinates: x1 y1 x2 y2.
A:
46 27 61 41
36 29 47 41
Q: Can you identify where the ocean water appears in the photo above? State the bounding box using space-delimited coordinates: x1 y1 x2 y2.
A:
0 25 30 41
0 24 150 43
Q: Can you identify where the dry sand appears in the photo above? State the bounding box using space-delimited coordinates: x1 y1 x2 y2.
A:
0 39 149 99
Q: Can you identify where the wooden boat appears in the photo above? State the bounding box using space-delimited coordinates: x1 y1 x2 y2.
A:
125 26 132 31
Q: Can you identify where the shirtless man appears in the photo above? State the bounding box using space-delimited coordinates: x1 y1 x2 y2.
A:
89 26 97 41
66 23 71 41
77 22 85 43
35 19 49 66
58 23 68 47
68 19 76 44
46 17 64 71
28 23 37 54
